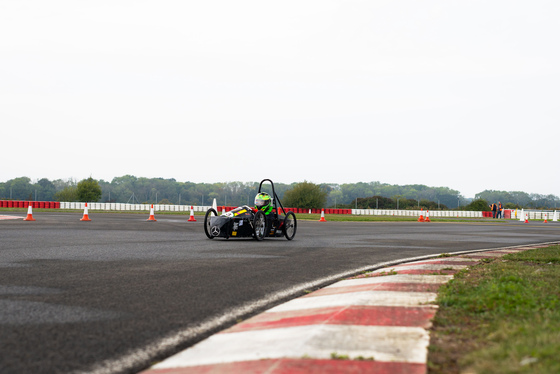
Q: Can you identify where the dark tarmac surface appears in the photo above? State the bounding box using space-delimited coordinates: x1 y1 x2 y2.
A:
1 212 559 373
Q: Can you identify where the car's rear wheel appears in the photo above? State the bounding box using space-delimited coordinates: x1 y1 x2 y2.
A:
253 210 266 241
283 211 297 240
204 208 218 239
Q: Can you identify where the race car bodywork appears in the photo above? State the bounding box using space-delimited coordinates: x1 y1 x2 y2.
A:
205 205 258 238
204 179 297 240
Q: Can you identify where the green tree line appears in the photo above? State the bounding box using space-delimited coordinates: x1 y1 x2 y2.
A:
1 176 558 209
323 182 465 209
475 190 559 209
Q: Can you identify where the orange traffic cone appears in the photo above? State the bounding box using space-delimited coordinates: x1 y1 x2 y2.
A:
418 208 425 222
147 204 157 221
544 213 548 223
80 202 91 221
319 209 327 222
425 210 431 222
524 213 529 223
188 206 197 222
24 202 36 221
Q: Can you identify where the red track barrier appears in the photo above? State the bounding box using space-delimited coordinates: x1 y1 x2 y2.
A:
0 200 60 209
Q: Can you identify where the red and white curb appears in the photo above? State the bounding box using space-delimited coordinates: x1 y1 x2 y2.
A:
141 245 547 374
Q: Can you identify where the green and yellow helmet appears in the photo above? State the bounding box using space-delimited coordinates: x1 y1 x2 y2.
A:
254 192 272 211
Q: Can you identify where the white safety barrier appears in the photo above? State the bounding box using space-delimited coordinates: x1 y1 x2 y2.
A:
59 202 212 212
513 209 557 220
351 209 483 218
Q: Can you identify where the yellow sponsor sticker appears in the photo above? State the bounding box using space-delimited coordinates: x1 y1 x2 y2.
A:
232 231 237 236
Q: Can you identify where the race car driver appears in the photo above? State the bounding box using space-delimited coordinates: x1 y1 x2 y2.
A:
254 192 273 215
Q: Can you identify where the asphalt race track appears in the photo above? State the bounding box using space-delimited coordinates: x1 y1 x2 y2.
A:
1 212 559 373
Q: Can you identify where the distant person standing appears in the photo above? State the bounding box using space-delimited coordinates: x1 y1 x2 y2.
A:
490 202 497 218
497 202 503 218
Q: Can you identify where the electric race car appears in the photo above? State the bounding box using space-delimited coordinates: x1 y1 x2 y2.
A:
204 179 297 240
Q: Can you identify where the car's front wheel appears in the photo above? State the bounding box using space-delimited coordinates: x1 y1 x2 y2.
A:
253 210 266 241
204 208 218 239
283 211 297 240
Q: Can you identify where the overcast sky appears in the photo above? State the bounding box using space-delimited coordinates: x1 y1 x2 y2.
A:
1 1 558 198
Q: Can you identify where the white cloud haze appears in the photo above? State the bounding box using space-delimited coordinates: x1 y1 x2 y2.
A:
1 1 559 197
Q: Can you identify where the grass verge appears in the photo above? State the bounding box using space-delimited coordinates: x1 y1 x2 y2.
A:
428 245 560 374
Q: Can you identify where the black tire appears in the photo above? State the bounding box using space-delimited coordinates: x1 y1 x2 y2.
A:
204 208 218 239
253 210 266 241
283 211 297 240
